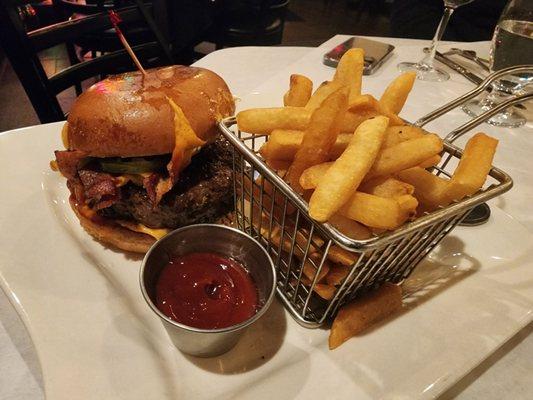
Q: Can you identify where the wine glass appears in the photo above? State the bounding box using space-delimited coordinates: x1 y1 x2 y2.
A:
462 0 533 127
398 0 475 82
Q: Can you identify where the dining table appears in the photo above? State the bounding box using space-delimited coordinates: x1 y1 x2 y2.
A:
1 35 532 400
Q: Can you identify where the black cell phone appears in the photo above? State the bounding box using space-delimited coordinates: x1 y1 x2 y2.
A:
323 37 395 75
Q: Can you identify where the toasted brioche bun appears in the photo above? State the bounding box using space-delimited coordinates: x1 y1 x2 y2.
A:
70 198 155 253
66 65 235 157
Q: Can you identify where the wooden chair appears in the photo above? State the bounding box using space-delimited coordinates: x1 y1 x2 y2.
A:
0 0 173 123
209 0 290 49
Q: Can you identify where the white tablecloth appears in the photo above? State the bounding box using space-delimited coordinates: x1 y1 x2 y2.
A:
1 35 532 400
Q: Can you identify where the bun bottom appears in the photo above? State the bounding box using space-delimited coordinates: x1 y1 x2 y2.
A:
70 198 236 254
70 198 155 253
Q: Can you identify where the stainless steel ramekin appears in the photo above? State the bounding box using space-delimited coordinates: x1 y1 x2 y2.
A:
140 224 276 357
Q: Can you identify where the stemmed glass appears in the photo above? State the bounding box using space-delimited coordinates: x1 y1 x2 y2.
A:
398 0 474 81
462 0 533 127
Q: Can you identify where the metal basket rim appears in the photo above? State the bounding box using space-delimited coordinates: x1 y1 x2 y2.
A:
219 116 513 252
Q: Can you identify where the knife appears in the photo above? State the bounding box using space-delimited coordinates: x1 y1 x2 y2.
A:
424 47 483 85
426 48 526 108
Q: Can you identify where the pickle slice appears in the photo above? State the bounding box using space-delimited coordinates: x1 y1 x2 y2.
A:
99 157 168 174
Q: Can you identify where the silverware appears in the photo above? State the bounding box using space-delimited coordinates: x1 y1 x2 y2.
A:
443 48 490 72
424 47 483 85
140 224 276 357
424 47 526 110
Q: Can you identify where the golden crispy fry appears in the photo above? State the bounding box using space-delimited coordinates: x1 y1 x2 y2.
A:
334 48 365 103
296 275 336 300
259 129 304 160
266 158 291 171
379 72 417 115
342 95 382 132
396 167 451 210
366 134 443 179
382 125 426 148
340 192 418 230
328 214 372 240
360 176 415 198
284 74 313 107
286 89 349 193
446 132 498 201
326 264 350 286
240 173 295 221
418 154 441 168
347 94 379 112
309 116 389 221
236 107 311 135
328 134 354 159
302 259 330 282
329 283 402 349
314 284 337 300
269 226 324 260
305 81 343 111
299 162 332 190
327 246 359 266
259 130 353 162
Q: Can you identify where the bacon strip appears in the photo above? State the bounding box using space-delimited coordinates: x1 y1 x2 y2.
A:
78 170 120 210
54 150 87 179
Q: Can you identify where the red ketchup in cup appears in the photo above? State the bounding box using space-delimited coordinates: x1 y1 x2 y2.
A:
155 252 259 329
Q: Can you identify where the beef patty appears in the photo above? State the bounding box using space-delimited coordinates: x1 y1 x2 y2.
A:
98 138 234 229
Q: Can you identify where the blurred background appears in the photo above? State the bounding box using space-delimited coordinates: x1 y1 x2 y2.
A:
0 0 506 131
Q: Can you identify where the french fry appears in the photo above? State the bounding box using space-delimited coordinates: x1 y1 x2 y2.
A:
360 176 415 198
259 129 304 160
305 81 342 111
366 134 443 179
314 284 336 300
296 275 336 300
284 74 313 107
396 167 451 210
286 89 349 193
329 283 402 349
299 162 332 190
266 158 291 171
339 192 418 230
309 116 389 221
302 259 330 282
236 107 311 134
269 226 324 260
379 72 417 115
300 135 442 191
343 94 382 132
260 130 353 162
334 48 365 103
326 264 350 286
327 246 359 266
328 214 372 240
418 154 441 168
446 132 498 201
382 125 426 148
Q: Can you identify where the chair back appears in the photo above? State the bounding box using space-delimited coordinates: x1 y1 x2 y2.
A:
0 0 172 123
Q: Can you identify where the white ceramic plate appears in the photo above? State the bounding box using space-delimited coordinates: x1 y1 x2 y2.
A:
2 118 533 400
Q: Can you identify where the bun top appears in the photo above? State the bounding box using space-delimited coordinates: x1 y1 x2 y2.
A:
66 66 235 157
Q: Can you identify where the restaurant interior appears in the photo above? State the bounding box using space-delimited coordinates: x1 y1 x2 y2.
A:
1 1 532 400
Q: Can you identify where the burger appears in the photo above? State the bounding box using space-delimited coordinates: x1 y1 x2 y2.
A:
52 65 236 253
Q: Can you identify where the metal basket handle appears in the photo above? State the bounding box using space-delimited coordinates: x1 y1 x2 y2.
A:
414 65 533 143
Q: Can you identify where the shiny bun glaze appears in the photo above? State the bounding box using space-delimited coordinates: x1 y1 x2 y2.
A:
66 65 235 157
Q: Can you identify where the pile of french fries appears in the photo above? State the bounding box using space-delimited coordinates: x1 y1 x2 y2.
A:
235 48 500 349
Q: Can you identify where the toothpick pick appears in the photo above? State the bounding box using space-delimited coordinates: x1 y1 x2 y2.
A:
109 10 147 77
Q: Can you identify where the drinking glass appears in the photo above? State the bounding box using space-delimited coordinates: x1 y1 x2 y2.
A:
462 0 533 127
398 0 474 82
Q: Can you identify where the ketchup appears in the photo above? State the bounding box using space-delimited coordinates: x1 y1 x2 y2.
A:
155 252 259 329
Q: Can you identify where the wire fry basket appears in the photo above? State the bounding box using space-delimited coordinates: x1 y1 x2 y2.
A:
217 70 527 327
